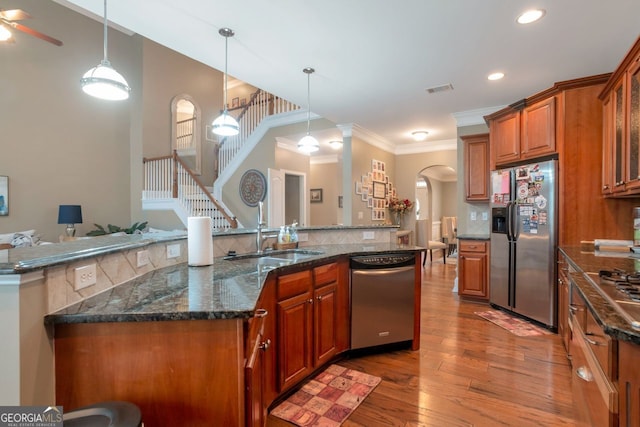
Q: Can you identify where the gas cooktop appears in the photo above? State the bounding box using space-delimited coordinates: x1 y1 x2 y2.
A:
585 270 640 331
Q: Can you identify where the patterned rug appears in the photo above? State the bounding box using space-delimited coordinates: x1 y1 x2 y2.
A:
475 310 553 337
271 364 381 426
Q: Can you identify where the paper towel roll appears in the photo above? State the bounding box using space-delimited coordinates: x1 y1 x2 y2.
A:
188 216 213 266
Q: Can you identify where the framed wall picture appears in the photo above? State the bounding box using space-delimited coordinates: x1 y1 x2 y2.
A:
310 188 323 203
372 181 386 199
232 97 239 108
0 176 7 216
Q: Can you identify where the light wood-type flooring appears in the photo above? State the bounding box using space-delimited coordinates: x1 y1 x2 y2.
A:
268 258 576 427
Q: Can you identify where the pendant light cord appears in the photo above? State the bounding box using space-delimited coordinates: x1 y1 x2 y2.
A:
306 71 311 134
223 33 228 112
102 0 108 63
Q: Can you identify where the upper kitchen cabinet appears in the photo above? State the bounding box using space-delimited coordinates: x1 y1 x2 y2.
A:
600 36 640 197
487 97 555 169
462 133 489 201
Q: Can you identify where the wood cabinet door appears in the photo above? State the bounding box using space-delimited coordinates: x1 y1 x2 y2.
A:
245 328 265 427
314 282 338 366
602 93 615 195
277 292 313 391
626 57 640 191
521 97 556 159
491 111 521 166
458 252 488 299
613 79 627 193
558 270 569 352
463 133 489 201
619 340 640 427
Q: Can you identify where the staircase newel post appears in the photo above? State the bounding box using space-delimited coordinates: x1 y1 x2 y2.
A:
172 150 179 198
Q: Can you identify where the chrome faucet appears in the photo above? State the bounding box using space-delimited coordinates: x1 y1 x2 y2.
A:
256 202 277 253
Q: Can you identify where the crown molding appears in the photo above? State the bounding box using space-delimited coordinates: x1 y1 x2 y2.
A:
337 123 396 154
395 139 457 155
452 105 506 127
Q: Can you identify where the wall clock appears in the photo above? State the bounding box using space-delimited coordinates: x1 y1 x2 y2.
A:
239 169 267 207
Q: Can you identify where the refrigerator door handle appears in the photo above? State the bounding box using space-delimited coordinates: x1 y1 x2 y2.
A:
512 201 521 241
505 201 513 241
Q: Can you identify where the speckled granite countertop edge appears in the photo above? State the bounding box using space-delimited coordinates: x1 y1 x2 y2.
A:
560 246 640 345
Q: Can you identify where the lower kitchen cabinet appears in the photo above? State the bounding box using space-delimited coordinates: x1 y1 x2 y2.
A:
276 260 349 393
458 240 490 300
619 339 640 427
557 254 570 352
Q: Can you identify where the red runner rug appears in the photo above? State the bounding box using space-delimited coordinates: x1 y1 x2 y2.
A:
271 364 381 426
475 310 553 337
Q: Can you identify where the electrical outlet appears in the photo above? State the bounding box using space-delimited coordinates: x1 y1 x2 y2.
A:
74 264 96 290
482 211 488 221
363 231 375 240
167 244 181 259
137 250 150 267
470 211 477 221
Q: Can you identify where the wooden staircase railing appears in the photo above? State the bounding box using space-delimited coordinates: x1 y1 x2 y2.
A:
143 151 238 229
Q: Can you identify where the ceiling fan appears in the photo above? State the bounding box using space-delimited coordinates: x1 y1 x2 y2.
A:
0 9 63 46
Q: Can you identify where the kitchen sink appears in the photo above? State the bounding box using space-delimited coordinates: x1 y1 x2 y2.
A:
223 249 324 263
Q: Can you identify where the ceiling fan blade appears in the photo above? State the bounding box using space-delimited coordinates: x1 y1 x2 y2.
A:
11 22 63 46
0 9 31 21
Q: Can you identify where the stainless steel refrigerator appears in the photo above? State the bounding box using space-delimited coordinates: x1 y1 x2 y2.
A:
490 159 557 328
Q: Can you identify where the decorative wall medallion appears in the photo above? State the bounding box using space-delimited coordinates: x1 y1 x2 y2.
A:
239 169 267 207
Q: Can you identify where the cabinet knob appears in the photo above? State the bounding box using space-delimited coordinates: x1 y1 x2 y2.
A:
259 339 271 351
603 185 609 190
576 366 593 382
317 295 322 301
255 309 268 318
308 299 313 304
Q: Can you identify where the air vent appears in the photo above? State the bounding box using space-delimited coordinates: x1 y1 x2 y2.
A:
426 83 454 94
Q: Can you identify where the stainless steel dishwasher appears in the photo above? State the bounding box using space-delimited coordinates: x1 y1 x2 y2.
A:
350 253 416 350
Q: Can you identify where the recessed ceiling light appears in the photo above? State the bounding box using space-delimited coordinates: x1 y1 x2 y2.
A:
517 9 546 24
488 72 505 81
411 131 429 141
329 140 343 150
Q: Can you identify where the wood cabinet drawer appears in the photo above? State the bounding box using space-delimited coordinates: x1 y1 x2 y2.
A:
313 262 338 287
277 270 312 300
585 308 616 379
459 241 486 253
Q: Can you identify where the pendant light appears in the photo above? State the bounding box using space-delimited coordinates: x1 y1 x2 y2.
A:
298 67 319 153
80 0 131 101
212 28 240 136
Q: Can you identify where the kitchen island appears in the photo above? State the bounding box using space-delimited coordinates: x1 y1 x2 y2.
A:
43 241 422 427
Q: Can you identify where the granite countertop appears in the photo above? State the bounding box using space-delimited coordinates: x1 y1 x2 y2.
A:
45 243 422 325
560 246 640 344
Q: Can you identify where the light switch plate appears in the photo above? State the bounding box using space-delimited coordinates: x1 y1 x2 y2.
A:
74 264 96 290
470 211 477 221
482 212 488 221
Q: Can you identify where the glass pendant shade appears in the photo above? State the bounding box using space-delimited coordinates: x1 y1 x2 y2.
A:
81 60 130 101
298 134 319 153
212 111 240 136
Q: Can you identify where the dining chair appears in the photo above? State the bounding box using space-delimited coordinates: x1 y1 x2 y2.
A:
416 219 447 266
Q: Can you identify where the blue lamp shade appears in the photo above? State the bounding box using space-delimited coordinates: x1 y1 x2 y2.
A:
58 205 83 225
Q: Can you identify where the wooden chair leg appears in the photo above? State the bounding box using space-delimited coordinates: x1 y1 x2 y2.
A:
443 248 446 264
422 250 426 266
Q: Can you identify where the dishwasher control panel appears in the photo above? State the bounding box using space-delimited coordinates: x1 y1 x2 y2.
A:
350 253 415 269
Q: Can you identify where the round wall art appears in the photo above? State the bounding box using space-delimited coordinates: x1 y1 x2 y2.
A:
239 169 267 207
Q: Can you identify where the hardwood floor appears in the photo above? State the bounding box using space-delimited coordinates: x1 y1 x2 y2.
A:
268 260 576 427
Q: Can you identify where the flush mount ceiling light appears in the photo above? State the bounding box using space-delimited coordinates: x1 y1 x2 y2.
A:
298 67 319 153
329 140 343 150
80 0 131 101
212 28 240 136
517 9 546 24
488 72 505 81
411 131 429 141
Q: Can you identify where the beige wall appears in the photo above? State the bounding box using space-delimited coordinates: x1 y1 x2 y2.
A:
1 1 225 241
310 162 341 225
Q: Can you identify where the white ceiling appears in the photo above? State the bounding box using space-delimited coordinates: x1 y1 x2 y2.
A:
55 0 640 155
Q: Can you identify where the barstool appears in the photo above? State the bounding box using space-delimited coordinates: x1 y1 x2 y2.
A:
63 401 142 427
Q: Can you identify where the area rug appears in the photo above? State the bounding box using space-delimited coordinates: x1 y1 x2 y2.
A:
271 364 381 426
475 310 553 337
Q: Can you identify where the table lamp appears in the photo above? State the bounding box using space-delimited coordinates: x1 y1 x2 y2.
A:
58 205 83 237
